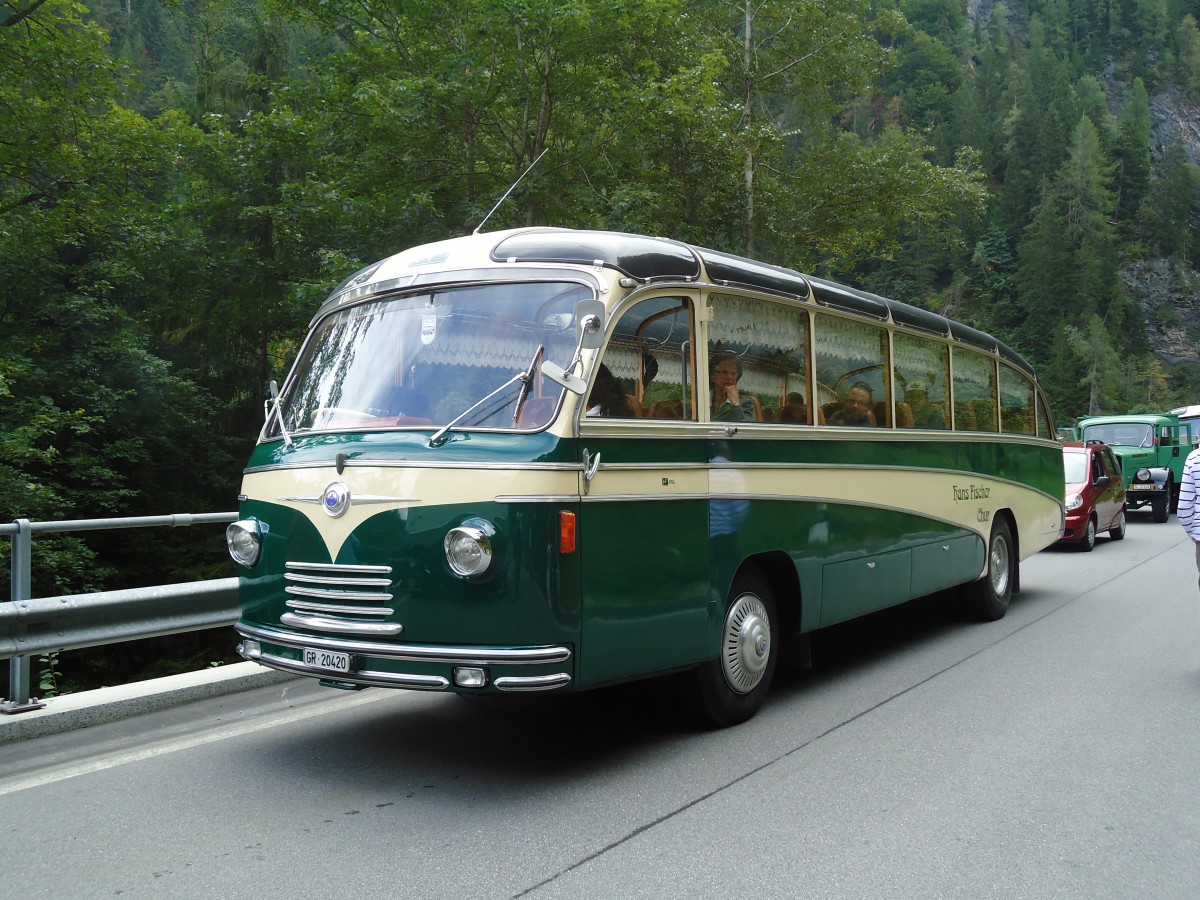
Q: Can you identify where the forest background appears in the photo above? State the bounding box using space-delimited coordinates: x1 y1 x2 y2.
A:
6 0 1200 691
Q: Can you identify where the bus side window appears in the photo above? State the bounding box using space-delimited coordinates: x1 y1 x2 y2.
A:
893 332 949 430
952 347 997 432
596 296 696 420
999 364 1036 435
814 312 887 427
707 293 810 424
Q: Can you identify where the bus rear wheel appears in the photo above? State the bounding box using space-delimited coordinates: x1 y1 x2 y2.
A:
963 518 1014 622
688 572 778 728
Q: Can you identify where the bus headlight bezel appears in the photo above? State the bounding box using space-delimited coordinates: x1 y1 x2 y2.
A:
444 518 499 580
226 519 263 567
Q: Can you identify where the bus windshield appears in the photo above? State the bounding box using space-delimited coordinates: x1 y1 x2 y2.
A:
270 281 590 436
1080 423 1154 448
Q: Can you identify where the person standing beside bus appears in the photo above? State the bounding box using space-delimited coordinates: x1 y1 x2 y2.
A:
1179 445 1200 589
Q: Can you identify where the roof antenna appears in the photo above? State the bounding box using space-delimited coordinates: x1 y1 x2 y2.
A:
473 148 549 236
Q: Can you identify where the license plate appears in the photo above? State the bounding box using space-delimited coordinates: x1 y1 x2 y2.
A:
1128 483 1154 490
304 647 351 673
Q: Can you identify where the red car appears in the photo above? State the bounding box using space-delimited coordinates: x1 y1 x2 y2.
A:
1060 441 1127 550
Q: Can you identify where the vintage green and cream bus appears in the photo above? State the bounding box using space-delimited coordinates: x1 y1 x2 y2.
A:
227 228 1064 726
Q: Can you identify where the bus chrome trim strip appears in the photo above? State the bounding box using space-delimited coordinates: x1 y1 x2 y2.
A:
279 612 404 636
254 650 450 691
286 561 393 574
278 493 418 505
494 494 581 504
245 460 581 475
284 584 394 602
236 622 572 665
493 674 573 692
286 572 392 588
284 598 396 617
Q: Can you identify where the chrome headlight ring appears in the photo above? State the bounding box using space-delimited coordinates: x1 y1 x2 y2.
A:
226 519 263 567
444 517 500 580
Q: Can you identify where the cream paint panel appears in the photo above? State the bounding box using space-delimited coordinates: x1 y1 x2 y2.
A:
723 466 1062 557
584 465 709 499
242 466 580 560
587 462 1061 558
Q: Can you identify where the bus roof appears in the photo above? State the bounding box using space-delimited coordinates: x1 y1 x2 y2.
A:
322 227 1036 376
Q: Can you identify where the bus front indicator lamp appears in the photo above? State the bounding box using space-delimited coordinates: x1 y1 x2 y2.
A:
444 518 496 578
453 667 488 688
226 519 262 567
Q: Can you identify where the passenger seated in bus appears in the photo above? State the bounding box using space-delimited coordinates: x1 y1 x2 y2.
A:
710 353 761 422
777 392 809 424
903 384 945 429
586 363 635 417
648 400 683 419
827 382 877 427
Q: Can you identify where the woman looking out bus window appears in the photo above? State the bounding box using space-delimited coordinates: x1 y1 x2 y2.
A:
710 354 759 422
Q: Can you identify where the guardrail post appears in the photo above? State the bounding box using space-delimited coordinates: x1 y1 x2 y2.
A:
2 519 45 714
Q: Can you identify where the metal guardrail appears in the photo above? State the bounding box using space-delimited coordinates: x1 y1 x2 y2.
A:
1 513 238 714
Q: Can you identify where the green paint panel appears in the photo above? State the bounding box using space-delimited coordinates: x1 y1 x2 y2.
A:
237 498 580 650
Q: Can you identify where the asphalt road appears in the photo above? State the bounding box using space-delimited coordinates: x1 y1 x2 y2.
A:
2 512 1199 899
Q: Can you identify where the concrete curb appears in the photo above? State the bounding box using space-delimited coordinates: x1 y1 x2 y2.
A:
0 661 299 745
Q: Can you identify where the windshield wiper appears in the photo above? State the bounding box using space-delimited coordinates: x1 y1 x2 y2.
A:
511 345 544 425
268 380 294 449
428 345 545 447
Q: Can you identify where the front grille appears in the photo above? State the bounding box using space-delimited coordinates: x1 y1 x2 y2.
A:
281 561 402 636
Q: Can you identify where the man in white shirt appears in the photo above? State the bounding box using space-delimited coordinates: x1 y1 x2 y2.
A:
1178 446 1200 589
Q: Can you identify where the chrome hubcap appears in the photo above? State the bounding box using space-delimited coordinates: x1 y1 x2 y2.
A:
989 533 1010 595
721 592 771 694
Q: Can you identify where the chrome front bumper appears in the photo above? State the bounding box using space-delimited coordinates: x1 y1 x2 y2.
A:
234 622 573 692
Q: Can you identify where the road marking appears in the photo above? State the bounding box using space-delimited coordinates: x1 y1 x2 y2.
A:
0 690 393 797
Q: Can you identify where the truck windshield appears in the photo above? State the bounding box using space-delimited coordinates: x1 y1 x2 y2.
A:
268 281 590 437
1080 423 1154 448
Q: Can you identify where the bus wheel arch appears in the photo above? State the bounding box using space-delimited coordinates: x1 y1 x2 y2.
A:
963 512 1017 622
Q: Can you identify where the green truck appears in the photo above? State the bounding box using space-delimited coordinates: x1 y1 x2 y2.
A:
1075 413 1197 522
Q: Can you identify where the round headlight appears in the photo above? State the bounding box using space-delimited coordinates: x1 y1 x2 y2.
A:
226 519 262 567
444 518 496 578
1136 468 1151 481
1065 492 1082 511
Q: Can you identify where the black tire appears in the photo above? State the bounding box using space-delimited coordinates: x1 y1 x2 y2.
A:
962 518 1015 622
688 571 778 728
1152 493 1169 523
1170 479 1181 514
1077 516 1096 552
1109 512 1126 541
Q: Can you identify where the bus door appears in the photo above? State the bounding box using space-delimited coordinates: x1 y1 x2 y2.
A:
575 295 712 686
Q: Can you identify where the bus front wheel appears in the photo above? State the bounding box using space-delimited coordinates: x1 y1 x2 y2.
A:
689 572 778 728
963 518 1014 622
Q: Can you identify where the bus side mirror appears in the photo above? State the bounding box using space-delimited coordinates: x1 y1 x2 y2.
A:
575 299 606 350
541 299 606 395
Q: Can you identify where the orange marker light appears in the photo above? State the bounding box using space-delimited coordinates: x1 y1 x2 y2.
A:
559 510 577 554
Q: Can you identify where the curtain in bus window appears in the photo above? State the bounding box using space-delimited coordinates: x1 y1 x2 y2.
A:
598 296 695 419
893 332 949 430
999 365 1036 435
951 348 998 432
814 313 888 427
708 294 810 424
